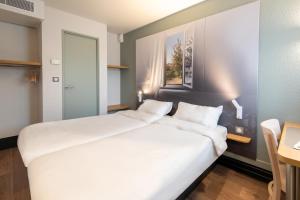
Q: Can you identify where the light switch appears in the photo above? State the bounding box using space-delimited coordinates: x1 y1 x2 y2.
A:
50 59 61 65
52 77 60 82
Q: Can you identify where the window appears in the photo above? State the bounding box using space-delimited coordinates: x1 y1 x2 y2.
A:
164 32 193 88
165 33 183 86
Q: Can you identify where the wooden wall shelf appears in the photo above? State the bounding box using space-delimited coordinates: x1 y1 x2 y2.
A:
0 60 41 67
227 133 252 144
108 104 129 112
107 64 128 69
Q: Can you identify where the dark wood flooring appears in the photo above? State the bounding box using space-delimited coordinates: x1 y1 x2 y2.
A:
0 148 30 200
187 164 269 200
0 148 269 200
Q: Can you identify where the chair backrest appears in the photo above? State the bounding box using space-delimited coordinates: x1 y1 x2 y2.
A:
261 119 281 147
261 119 282 200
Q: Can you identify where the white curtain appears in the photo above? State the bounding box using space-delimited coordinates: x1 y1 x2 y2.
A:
142 35 165 96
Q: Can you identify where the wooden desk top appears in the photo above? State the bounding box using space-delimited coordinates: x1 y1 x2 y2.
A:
278 122 300 168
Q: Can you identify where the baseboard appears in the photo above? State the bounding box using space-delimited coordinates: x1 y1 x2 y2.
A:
217 155 273 183
0 136 18 150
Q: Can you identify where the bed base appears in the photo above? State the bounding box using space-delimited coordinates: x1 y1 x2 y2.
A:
176 161 217 200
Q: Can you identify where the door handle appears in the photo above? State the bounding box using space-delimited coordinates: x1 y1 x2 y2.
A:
64 85 74 89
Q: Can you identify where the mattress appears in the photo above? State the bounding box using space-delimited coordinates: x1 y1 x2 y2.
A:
27 117 227 200
18 110 162 166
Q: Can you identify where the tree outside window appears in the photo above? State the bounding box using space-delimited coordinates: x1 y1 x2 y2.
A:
165 33 184 85
165 32 193 88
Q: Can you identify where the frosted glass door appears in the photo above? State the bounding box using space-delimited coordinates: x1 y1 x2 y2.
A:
63 32 98 120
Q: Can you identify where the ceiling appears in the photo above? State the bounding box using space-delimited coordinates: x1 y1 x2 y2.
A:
42 0 206 33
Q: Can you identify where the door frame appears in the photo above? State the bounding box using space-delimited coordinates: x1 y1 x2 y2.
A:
62 30 100 119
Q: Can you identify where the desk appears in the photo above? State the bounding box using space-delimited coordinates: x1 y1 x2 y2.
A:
278 122 300 200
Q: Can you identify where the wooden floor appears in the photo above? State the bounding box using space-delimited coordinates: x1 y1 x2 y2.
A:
187 164 269 200
0 148 30 200
0 148 269 200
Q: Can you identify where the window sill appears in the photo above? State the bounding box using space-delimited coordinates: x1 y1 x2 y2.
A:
160 85 191 91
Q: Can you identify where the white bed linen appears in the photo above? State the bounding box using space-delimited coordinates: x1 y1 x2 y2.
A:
157 117 227 156
18 110 161 167
27 118 227 200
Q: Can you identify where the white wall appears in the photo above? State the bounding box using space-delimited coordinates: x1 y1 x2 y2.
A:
0 21 39 61
108 33 120 65
42 7 107 122
107 32 121 105
0 21 41 139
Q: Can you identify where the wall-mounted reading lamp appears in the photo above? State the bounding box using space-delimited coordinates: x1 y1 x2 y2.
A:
138 90 143 103
28 71 38 84
232 99 243 120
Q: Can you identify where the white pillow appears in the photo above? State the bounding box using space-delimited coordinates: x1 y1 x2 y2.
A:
138 99 173 116
173 102 223 129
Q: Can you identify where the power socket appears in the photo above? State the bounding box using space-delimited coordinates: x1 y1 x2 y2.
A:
235 126 244 134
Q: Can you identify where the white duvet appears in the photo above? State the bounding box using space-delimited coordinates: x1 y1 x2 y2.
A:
18 110 162 167
28 117 227 200
157 117 228 156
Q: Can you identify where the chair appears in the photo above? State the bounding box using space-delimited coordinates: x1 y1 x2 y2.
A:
261 119 286 200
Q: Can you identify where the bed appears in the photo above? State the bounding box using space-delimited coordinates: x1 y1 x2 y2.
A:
27 116 227 200
18 110 163 166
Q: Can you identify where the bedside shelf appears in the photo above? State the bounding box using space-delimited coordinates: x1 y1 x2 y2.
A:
227 133 252 144
108 104 129 112
107 64 128 69
0 59 41 67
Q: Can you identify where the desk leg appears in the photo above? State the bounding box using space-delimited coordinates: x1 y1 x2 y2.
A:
286 165 296 200
296 168 300 200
